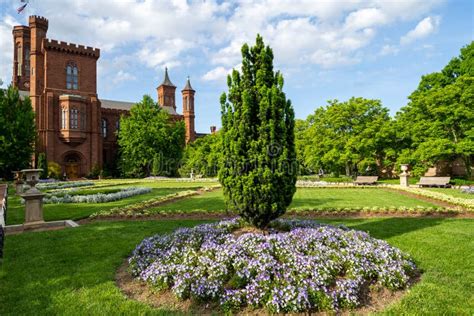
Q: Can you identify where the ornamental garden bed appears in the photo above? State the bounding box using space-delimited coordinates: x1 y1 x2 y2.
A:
121 218 420 314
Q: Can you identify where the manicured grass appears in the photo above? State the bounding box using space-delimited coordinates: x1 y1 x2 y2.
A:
6 180 216 225
151 188 437 212
1 218 473 314
426 188 474 200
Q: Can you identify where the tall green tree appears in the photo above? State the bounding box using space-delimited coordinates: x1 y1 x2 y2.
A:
37 153 48 179
117 95 185 177
0 86 35 179
395 42 474 177
179 132 221 177
298 97 394 177
219 35 296 228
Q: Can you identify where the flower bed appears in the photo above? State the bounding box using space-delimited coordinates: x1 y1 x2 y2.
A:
43 187 151 204
394 186 474 210
89 186 218 219
129 218 418 313
36 181 94 190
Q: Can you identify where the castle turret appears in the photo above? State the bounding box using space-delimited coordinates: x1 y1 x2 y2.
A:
29 15 48 113
12 25 30 90
157 67 176 110
182 76 196 143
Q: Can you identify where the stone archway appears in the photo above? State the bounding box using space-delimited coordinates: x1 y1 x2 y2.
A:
63 152 82 179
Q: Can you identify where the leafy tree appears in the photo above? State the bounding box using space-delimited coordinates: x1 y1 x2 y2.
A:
219 35 297 228
298 98 394 177
118 95 185 177
395 42 474 177
0 86 35 179
179 132 222 177
37 153 48 179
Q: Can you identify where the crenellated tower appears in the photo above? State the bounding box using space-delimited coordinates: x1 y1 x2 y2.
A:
12 25 31 90
182 76 196 143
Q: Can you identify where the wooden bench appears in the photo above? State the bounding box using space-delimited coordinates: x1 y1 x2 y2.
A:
416 177 451 188
354 176 378 185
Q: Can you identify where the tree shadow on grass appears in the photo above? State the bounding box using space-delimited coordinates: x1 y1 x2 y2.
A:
344 217 446 240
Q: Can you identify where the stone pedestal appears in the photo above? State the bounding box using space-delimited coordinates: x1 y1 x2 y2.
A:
12 171 24 195
400 164 409 187
400 174 409 187
15 183 24 195
22 192 45 227
20 169 45 228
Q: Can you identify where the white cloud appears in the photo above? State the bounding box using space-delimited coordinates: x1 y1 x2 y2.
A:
202 66 232 82
112 70 136 85
0 0 446 86
380 44 400 56
400 16 441 45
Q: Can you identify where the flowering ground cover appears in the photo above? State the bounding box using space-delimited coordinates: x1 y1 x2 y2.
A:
43 187 152 204
6 186 185 225
426 187 474 199
0 218 472 314
129 218 418 313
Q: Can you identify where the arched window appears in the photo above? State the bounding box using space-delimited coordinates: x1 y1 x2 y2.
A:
66 63 78 90
102 119 107 138
61 108 67 129
70 109 79 129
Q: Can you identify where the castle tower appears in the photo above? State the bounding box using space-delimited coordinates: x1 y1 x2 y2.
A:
182 76 196 143
12 25 31 90
157 67 176 110
29 16 48 114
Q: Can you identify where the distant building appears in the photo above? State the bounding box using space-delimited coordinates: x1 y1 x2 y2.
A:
12 15 200 178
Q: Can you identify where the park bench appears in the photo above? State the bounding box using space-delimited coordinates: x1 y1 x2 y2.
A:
0 184 7 258
416 177 451 188
354 176 378 185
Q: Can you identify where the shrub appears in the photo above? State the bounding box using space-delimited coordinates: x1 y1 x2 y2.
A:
47 161 62 180
37 153 48 179
129 218 417 313
219 35 296 228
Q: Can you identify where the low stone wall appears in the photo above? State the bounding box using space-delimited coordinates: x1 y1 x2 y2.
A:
0 184 7 258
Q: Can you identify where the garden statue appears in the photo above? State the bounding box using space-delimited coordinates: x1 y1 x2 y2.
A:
20 169 45 227
400 164 409 187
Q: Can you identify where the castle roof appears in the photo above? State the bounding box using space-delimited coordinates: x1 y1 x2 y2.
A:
182 76 194 91
160 67 175 87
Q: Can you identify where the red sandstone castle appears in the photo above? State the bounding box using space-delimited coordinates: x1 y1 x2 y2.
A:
12 16 199 178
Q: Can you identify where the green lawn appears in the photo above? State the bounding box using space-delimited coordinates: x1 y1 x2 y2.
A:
6 180 216 225
1 218 472 315
426 188 474 200
6 187 194 225
151 188 437 212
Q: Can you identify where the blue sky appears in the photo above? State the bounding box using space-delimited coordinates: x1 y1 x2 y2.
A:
1 0 473 133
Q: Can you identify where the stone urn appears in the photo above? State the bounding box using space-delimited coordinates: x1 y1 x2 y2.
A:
399 164 409 187
20 169 45 227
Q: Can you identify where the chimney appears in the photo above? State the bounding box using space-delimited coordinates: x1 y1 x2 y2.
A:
210 126 217 134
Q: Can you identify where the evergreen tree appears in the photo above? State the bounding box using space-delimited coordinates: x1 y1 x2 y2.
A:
37 153 48 179
219 35 296 228
0 86 35 179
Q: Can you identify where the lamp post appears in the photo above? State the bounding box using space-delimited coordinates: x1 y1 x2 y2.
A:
20 169 45 228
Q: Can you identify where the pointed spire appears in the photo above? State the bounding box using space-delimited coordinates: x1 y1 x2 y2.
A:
161 67 176 87
182 76 195 91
